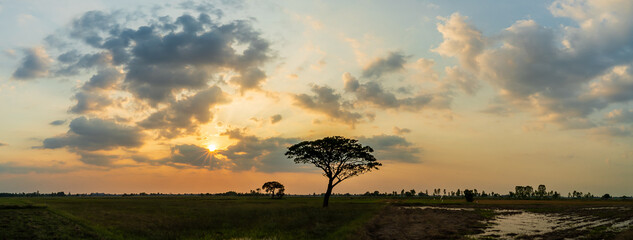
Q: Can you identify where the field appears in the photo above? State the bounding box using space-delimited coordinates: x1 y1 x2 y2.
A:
1 197 633 239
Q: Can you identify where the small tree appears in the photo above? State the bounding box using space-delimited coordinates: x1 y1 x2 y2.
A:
262 181 285 199
464 189 474 202
286 136 381 207
537 184 547 198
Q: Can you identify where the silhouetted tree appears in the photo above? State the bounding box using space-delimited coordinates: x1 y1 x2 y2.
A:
464 189 474 202
602 194 612 199
286 136 381 207
515 186 534 199
537 184 547 198
262 181 285 199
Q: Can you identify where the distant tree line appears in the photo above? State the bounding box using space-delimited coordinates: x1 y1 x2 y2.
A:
510 185 561 199
2 185 631 200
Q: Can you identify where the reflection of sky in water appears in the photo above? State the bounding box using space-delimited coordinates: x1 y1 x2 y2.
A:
475 209 633 239
406 206 633 239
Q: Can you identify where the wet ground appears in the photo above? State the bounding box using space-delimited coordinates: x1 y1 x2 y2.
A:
472 208 633 239
360 201 633 240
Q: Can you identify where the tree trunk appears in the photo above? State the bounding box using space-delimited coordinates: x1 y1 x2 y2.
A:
271 189 275 199
323 179 333 207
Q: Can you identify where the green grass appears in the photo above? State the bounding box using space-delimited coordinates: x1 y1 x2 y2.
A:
1 197 385 240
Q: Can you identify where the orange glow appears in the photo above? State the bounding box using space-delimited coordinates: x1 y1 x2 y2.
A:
207 144 217 152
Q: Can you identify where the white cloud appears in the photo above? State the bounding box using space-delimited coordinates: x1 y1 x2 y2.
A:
434 1 633 131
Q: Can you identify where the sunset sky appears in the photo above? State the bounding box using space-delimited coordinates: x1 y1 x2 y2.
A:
1 0 632 196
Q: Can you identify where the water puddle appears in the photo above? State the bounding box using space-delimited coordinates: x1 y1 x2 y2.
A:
405 206 475 211
473 210 633 239
405 206 633 239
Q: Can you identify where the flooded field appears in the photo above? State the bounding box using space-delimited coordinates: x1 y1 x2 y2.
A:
403 204 633 239
474 208 633 239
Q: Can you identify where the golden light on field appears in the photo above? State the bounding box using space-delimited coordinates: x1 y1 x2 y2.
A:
207 144 217 152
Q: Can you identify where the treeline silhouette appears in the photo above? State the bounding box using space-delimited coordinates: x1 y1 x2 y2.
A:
1 184 631 200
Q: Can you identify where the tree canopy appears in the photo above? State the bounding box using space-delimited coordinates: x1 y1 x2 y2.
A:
262 181 285 199
286 136 381 207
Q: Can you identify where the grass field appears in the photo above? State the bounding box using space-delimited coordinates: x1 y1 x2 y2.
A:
1 196 385 240
1 197 633 239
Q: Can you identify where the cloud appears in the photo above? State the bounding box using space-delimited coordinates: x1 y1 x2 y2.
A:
82 68 123 91
444 66 479 96
393 127 411 135
590 126 633 138
69 91 113 114
433 13 484 72
12 47 52 80
0 162 75 174
164 144 224 169
120 14 272 102
434 2 633 130
75 151 118 166
270 114 282 124
343 72 449 111
605 109 633 124
55 52 112 76
362 51 408 78
41 117 144 151
588 66 633 103
0 142 7 147
216 129 304 172
293 84 364 125
358 134 422 163
139 86 230 138
41 10 273 106
49 120 67 126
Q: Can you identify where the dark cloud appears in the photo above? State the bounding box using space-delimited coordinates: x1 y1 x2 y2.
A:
343 72 443 111
68 10 121 48
393 127 411 135
12 47 51 80
358 134 422 163
82 68 123 91
216 129 304 172
69 91 113 114
55 52 113 76
49 120 67 126
293 85 364 125
124 65 209 104
166 144 224 169
130 130 305 172
41 9 272 106
0 142 7 147
270 114 282 124
75 151 118 166
68 68 124 114
120 14 272 102
139 86 230 138
130 131 420 172
41 117 144 151
362 51 408 78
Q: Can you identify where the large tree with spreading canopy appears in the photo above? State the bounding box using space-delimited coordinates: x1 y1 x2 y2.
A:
285 136 381 207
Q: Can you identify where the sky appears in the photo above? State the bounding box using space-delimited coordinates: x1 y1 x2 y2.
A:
1 0 632 196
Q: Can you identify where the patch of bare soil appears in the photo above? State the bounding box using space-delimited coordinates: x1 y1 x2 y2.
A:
357 205 489 240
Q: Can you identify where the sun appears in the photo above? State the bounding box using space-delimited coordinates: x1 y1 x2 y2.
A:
207 144 217 152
